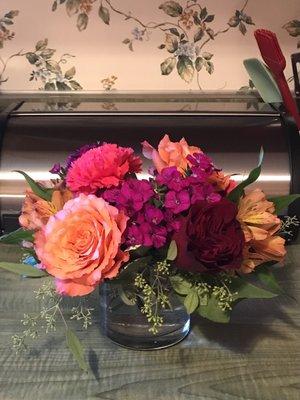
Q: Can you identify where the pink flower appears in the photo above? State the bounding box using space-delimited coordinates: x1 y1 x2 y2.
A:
142 134 201 173
34 194 129 296
66 143 142 194
165 190 190 214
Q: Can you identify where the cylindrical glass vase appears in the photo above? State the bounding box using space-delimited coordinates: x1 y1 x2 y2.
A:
99 282 190 350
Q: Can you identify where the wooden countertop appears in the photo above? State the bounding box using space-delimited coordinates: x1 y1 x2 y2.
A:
0 243 299 400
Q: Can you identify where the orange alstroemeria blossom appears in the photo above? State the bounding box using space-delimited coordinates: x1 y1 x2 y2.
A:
34 194 129 296
241 237 286 273
208 170 237 194
142 134 201 174
237 188 286 273
19 187 73 230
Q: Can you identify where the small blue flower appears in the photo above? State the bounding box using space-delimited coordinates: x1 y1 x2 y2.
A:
23 255 37 267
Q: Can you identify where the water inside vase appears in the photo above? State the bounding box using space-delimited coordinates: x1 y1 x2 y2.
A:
99 282 190 350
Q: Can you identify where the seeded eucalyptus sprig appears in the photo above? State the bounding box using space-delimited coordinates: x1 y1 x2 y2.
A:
134 259 172 334
12 281 89 372
171 269 278 323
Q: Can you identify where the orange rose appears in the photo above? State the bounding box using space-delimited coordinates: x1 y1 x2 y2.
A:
34 194 129 296
19 188 73 230
237 189 286 273
142 134 201 173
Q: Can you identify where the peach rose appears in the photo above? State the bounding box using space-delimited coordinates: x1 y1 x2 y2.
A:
237 189 285 273
142 134 201 173
19 187 73 230
34 194 129 296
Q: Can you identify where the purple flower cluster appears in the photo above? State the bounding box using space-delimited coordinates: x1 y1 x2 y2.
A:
103 178 180 248
101 153 221 250
155 154 220 215
49 143 100 176
66 143 99 170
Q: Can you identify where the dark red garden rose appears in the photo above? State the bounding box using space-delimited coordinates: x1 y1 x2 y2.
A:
174 198 245 273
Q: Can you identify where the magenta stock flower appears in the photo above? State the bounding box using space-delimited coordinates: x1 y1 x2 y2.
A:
186 152 215 184
103 179 154 216
49 163 61 174
165 190 191 214
156 167 186 192
144 205 164 225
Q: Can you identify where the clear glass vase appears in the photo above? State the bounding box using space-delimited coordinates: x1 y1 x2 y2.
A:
99 281 190 350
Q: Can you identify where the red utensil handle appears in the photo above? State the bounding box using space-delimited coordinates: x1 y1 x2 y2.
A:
277 73 300 129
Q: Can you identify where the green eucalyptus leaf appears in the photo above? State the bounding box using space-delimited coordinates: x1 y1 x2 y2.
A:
119 288 136 306
0 262 47 277
254 264 284 295
184 290 199 314
0 228 34 244
66 329 88 372
198 294 230 323
227 147 264 203
231 276 277 299
268 194 300 214
170 275 192 295
14 170 53 201
167 240 177 261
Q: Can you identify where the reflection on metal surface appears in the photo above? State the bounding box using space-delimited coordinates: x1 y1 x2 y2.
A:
233 174 290 182
0 172 57 180
0 194 25 198
0 106 292 221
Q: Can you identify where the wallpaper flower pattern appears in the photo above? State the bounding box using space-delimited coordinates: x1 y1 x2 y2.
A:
0 0 299 91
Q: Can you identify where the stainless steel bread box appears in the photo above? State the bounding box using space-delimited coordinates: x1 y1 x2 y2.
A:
0 93 299 234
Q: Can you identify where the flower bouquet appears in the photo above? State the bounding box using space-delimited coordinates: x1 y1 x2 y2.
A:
0 134 299 371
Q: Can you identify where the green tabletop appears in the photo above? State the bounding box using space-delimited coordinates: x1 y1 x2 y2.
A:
0 243 299 400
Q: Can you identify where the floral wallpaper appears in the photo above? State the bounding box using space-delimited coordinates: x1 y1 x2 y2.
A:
0 0 299 91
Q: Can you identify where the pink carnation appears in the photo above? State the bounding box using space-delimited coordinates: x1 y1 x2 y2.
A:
66 143 142 194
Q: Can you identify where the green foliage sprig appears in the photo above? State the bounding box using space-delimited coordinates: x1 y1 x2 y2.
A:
12 281 89 372
134 259 171 334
